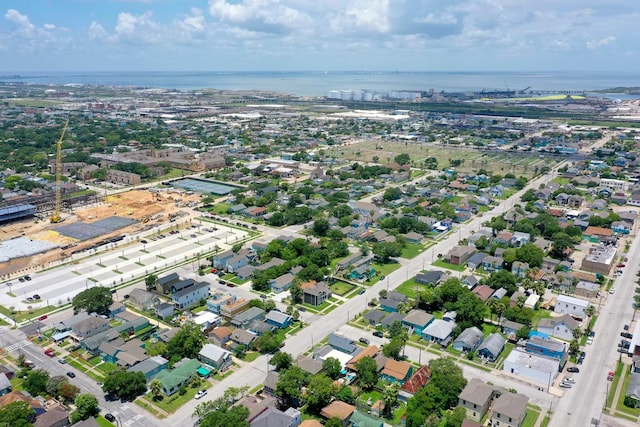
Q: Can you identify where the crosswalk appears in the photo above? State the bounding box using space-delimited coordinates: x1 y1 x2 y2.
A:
4 339 31 353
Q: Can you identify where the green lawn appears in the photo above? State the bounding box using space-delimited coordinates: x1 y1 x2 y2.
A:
146 381 213 414
96 416 116 427
330 281 355 296
400 243 425 259
243 351 261 362
522 408 540 427
617 366 640 416
432 260 465 272
212 203 231 215
395 278 425 299
371 262 401 279
97 362 118 374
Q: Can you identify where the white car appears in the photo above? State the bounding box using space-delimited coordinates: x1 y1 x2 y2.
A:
610 288 615 294
563 378 575 383
195 390 208 400
587 337 593 345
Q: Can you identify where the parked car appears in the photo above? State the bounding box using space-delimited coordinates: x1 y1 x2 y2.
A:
624 324 630 331
373 331 384 338
195 390 208 400
610 288 615 294
587 337 593 345
567 367 580 373
379 276 385 281
560 382 572 389
607 371 615 381
105 394 118 402
58 358 67 364
24 275 31 281
359 337 370 345
66 371 76 378
621 332 633 339
563 377 575 383
44 349 55 357
32 294 40 300
38 315 48 321
105 414 116 422
140 239 147 244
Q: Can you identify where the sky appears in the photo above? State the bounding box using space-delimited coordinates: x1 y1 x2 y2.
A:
1 0 639 72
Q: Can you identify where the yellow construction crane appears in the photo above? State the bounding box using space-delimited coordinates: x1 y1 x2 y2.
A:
50 119 69 223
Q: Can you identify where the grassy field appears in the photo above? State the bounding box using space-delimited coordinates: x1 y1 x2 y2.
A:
330 280 355 296
522 408 541 427
401 243 426 259
325 141 559 179
395 278 425 299
432 259 466 272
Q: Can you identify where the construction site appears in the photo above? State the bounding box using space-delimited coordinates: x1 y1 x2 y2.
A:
0 188 203 278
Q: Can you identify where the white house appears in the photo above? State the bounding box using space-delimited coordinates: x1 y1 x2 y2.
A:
503 348 558 387
537 314 580 341
554 295 589 319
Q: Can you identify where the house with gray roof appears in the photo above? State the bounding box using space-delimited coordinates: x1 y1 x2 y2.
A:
458 378 496 421
381 312 405 329
491 390 528 427
172 281 210 310
231 307 265 328
230 329 257 347
537 314 579 341
128 288 159 311
364 310 386 326
402 310 434 336
466 252 487 270
71 315 110 340
415 270 445 285
626 373 640 408
453 327 484 352
270 273 294 293
155 272 180 294
477 333 506 362
128 355 168 380
328 333 359 355
295 355 323 375
265 310 293 328
198 344 232 371
422 318 456 346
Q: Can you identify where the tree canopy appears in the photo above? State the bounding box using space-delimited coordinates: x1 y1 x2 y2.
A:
0 401 34 427
71 287 113 315
102 370 147 401
165 321 206 363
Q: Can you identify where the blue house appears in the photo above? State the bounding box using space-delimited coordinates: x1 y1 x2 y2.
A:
489 185 505 197
128 355 168 380
401 309 434 336
226 254 250 273
525 336 568 368
212 250 234 269
265 310 293 329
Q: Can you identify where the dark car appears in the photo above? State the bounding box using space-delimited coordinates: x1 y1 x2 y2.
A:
140 239 148 244
66 371 76 378
105 414 116 422
379 276 385 281
577 357 584 365
123 294 130 299
105 394 118 402
24 275 31 281
621 332 633 339
33 294 40 300
567 367 580 373
624 324 630 331
373 331 384 338
359 337 370 345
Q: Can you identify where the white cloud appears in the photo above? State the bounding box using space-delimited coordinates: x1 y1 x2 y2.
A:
586 36 616 50
89 10 207 46
5 9 33 30
208 0 312 34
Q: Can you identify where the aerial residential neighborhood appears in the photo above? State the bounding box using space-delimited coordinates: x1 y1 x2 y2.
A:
1 81 640 427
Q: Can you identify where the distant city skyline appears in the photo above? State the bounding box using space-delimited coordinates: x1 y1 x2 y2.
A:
1 1 639 73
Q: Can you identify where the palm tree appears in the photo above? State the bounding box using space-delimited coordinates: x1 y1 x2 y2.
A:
382 383 400 418
149 379 162 401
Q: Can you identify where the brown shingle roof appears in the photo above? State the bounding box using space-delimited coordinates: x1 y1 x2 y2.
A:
320 401 355 421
